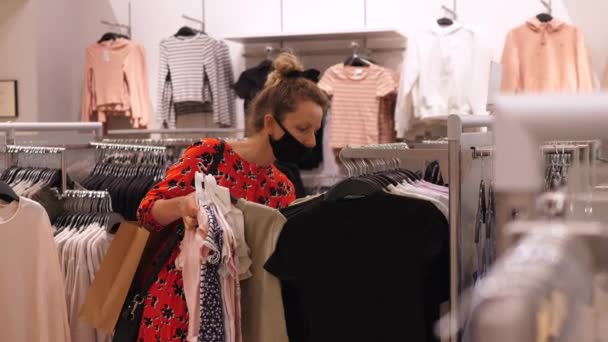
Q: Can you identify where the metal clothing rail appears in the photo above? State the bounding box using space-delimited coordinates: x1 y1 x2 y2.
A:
61 189 111 198
106 128 244 136
0 122 103 145
5 144 68 193
90 142 167 152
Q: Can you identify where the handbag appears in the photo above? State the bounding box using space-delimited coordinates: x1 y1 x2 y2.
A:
113 140 227 341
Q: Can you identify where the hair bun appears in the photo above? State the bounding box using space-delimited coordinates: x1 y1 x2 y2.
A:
265 52 304 88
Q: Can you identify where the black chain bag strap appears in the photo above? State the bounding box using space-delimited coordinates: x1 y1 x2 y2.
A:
113 140 226 341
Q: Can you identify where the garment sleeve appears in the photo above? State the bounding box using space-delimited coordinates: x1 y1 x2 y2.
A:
214 41 236 127
233 71 254 100
157 41 172 128
125 44 153 128
376 68 397 97
574 28 593 92
81 49 93 122
500 30 521 93
395 35 419 139
318 68 336 95
469 32 491 115
137 139 221 232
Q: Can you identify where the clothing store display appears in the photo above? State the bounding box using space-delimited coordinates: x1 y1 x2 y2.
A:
319 63 397 149
266 191 449 342
0 197 72 342
236 199 289 342
81 38 152 128
395 21 490 139
81 153 166 221
1 166 65 198
80 222 150 334
136 138 295 341
501 17 593 93
52 194 120 342
158 33 236 129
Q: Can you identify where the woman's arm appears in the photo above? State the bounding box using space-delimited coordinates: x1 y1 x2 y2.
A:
137 140 217 231
149 193 197 227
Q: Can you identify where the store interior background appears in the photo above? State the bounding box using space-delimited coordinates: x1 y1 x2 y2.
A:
1 0 607 126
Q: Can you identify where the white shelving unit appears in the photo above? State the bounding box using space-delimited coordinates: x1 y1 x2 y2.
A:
224 27 405 44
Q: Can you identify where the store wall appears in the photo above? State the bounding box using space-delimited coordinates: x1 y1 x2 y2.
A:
1 0 603 123
0 0 39 122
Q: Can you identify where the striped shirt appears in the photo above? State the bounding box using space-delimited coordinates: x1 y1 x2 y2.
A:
158 34 236 128
319 64 396 148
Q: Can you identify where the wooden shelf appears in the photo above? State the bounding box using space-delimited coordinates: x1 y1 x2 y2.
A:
224 28 405 43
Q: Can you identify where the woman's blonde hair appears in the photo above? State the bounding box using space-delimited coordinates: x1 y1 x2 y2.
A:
249 52 328 132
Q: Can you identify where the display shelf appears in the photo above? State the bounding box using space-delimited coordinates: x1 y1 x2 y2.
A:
224 27 405 43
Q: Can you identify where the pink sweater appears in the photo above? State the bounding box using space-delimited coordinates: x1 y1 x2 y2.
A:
501 18 593 93
81 39 152 128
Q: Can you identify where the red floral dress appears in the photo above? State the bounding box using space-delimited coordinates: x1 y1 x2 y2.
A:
136 138 295 341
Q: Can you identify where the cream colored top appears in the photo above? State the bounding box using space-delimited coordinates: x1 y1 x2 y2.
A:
0 198 71 342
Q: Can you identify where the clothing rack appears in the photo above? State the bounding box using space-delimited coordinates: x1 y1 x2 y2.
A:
0 122 103 145
102 138 198 147
60 189 112 199
106 128 243 136
90 142 167 153
447 114 494 340
5 145 68 193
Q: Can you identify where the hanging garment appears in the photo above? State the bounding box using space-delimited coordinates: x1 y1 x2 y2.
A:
236 199 289 342
501 17 593 93
265 191 449 342
136 138 295 341
158 33 236 129
176 172 245 342
0 198 71 342
319 64 397 149
395 21 490 138
233 59 273 134
81 38 152 128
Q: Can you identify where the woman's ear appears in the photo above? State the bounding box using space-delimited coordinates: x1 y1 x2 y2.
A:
263 114 275 133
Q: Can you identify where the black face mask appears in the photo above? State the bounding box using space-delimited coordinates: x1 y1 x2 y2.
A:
269 119 313 164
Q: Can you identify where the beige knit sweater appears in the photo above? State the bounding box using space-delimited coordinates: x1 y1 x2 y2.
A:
501 17 593 93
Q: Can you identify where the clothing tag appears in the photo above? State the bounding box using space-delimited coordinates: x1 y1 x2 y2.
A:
103 50 110 63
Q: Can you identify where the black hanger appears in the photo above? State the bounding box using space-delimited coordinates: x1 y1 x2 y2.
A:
98 32 119 43
175 26 198 37
536 13 553 22
0 181 19 203
437 17 454 26
324 177 382 201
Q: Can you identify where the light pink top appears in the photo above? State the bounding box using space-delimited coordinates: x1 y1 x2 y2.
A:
501 18 593 93
81 38 152 128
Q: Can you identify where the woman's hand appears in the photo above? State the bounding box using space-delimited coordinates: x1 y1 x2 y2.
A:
179 193 199 230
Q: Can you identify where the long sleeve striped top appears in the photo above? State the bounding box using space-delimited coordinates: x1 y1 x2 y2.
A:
157 34 236 128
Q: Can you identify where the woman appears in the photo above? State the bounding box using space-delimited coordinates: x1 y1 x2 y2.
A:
136 53 328 341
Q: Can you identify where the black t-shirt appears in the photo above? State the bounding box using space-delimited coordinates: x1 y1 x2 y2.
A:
265 191 449 342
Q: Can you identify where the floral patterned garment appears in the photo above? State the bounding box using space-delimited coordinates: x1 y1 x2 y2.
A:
137 138 295 342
